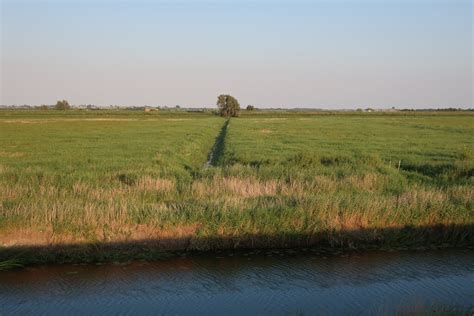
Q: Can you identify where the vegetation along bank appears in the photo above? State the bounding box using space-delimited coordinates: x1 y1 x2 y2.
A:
0 109 473 265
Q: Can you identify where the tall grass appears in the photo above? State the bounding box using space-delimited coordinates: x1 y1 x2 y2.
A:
0 110 472 249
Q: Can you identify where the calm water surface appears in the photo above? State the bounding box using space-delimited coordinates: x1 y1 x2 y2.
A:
1 249 473 315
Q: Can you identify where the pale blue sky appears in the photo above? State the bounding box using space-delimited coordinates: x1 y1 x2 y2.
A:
1 0 472 108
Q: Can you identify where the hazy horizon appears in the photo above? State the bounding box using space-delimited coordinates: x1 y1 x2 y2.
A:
1 0 472 109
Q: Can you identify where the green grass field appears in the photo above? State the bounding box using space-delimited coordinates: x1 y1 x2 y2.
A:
0 110 473 256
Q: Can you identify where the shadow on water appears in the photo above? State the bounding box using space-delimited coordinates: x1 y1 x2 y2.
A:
0 247 473 314
1 223 473 265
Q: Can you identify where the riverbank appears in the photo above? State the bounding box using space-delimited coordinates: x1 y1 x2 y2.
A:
1 111 472 267
1 223 473 267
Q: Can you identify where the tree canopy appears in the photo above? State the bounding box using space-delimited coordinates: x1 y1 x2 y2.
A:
55 100 71 110
217 94 240 117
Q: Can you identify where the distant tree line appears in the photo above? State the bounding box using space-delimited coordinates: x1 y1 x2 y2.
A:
4 98 471 113
400 108 470 112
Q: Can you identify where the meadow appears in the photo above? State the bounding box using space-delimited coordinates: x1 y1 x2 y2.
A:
0 110 473 262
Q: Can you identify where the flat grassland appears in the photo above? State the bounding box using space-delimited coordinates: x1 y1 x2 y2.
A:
0 110 473 259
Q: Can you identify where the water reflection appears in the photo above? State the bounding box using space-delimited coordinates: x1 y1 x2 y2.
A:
1 249 473 315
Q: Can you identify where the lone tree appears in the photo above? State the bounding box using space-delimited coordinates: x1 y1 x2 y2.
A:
217 94 240 117
55 99 70 110
246 105 255 111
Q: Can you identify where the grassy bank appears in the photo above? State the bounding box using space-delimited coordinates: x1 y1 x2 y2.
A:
0 110 473 264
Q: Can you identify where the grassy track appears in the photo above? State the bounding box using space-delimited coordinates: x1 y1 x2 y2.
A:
0 110 473 263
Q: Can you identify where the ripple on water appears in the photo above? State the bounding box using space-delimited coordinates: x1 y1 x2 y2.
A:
0 249 473 315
